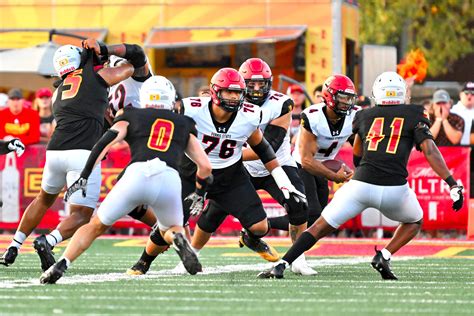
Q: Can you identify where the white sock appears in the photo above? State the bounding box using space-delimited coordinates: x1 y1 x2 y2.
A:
45 230 63 247
59 256 71 268
191 246 200 255
381 248 392 260
9 231 27 249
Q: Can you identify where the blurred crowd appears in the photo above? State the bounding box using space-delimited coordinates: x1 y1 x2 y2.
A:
2 80 473 150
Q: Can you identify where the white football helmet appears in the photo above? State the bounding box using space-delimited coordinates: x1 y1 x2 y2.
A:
372 71 406 105
53 45 82 77
139 75 176 110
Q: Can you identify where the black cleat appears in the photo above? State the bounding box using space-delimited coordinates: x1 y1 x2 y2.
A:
371 247 398 280
238 230 279 262
33 235 56 272
257 262 287 279
126 260 150 276
172 232 202 275
0 247 18 266
40 259 68 284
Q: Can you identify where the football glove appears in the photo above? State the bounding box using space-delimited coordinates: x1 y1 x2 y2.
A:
64 177 88 202
271 166 307 205
7 139 25 157
185 191 206 217
450 185 464 212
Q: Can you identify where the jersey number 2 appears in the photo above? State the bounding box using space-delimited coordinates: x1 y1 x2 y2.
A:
61 69 83 100
147 119 175 152
366 117 404 154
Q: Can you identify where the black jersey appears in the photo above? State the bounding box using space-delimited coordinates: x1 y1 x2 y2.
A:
114 107 197 171
48 49 109 151
352 104 433 186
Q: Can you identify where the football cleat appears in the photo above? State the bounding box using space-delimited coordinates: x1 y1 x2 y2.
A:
0 247 18 267
40 258 68 284
291 255 318 276
172 232 202 275
371 247 398 280
33 235 56 272
126 259 150 276
257 261 287 279
238 230 279 262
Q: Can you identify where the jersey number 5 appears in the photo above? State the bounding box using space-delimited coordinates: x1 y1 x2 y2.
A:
147 119 175 152
61 69 83 100
366 117 404 154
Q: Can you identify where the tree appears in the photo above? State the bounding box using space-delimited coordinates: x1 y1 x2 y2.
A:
359 0 474 76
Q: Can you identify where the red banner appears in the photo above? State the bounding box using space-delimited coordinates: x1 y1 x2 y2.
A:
0 145 470 232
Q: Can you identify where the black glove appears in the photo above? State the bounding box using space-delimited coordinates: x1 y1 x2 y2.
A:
450 185 464 212
64 177 88 202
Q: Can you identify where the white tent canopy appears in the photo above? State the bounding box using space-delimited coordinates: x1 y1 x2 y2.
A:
0 42 59 90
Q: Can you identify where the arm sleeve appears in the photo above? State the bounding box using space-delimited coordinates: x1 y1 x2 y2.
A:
0 140 10 155
263 124 287 152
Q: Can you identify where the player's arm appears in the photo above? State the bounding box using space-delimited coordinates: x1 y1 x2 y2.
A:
353 134 363 167
418 127 464 211
298 127 351 183
243 102 292 161
65 113 128 200
184 134 213 216
247 128 306 202
0 139 25 156
82 39 148 80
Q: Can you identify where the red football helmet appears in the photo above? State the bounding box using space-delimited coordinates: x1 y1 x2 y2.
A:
238 58 272 105
210 68 246 112
322 75 357 116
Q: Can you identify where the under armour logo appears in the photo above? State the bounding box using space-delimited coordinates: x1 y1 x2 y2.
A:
332 130 340 136
217 127 227 133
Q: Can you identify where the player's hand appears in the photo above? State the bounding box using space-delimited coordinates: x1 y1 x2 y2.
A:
7 139 25 157
450 185 464 211
333 164 353 183
185 192 206 217
81 38 101 55
281 184 307 205
64 177 88 202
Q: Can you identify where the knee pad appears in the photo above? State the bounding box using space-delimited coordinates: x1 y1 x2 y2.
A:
128 204 148 220
246 220 271 239
196 210 220 234
149 224 169 246
285 200 308 227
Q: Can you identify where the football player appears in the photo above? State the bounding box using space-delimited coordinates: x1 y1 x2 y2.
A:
40 75 212 284
237 58 314 275
0 139 24 156
127 68 305 275
258 72 464 280
1 39 147 271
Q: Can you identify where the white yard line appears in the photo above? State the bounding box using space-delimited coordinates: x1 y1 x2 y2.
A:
0 257 415 289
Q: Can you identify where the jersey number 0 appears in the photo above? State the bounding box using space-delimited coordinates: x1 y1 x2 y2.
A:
147 119 175 152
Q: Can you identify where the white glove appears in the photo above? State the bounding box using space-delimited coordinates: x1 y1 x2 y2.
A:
271 166 307 204
185 192 206 217
7 139 25 157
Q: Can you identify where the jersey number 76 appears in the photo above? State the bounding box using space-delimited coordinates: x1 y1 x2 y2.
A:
366 117 404 154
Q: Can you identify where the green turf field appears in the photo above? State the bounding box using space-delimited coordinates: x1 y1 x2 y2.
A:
1 238 474 316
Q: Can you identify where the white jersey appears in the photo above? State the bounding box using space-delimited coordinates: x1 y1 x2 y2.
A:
108 55 152 114
244 90 296 177
182 97 261 169
293 103 358 163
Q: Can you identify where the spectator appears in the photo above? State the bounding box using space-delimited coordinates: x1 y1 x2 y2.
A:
197 85 211 97
451 82 474 145
32 87 55 143
0 88 40 145
357 95 372 109
428 89 464 146
313 84 323 103
287 84 307 145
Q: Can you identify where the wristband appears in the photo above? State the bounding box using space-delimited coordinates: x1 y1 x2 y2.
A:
445 175 457 187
